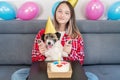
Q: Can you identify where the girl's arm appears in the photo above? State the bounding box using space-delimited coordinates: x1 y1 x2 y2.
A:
63 36 85 65
32 29 46 62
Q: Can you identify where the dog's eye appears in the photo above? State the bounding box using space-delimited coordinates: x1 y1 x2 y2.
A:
50 35 54 38
45 36 48 39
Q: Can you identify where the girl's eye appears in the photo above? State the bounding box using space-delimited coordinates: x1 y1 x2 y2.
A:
65 12 69 15
58 10 62 13
65 11 70 15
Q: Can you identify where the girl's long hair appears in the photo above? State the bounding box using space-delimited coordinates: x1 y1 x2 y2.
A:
53 1 82 39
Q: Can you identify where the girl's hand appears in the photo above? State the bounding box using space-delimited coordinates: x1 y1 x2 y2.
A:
38 39 47 55
63 40 72 54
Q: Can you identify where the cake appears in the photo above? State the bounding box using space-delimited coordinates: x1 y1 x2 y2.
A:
47 61 72 78
50 61 70 72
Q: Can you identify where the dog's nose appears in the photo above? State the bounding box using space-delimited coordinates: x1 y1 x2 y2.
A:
48 42 51 45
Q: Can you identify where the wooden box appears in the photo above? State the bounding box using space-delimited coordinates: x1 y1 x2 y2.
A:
47 62 72 78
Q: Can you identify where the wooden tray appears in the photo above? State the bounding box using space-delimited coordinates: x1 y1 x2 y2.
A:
47 62 72 78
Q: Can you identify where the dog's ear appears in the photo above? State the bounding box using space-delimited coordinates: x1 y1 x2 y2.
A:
41 34 45 42
55 32 61 40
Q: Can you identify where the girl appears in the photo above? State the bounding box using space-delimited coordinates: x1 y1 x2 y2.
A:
11 1 98 80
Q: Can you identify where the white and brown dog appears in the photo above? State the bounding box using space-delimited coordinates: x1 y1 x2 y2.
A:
38 32 69 61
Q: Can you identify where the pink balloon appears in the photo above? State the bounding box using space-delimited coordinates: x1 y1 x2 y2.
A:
17 2 40 20
85 0 104 20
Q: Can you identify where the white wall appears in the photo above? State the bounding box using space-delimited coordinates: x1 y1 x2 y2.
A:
0 0 120 20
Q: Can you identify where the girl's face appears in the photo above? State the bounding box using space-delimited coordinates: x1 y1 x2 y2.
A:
56 3 71 25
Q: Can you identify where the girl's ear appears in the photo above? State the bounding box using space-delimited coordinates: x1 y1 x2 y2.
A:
55 32 61 40
41 34 45 42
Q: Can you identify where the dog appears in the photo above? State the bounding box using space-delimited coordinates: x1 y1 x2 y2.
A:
41 32 61 49
38 32 69 61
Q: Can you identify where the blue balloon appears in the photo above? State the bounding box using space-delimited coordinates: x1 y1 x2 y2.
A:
107 1 120 20
52 1 61 16
0 1 16 20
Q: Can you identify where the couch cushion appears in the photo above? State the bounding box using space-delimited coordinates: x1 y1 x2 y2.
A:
77 20 120 65
77 20 120 33
0 34 34 64
0 20 46 65
0 20 45 34
83 34 120 65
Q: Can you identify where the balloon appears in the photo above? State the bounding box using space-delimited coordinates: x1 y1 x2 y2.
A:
85 0 104 20
0 1 16 20
17 2 40 20
68 0 78 8
52 1 61 16
107 1 120 20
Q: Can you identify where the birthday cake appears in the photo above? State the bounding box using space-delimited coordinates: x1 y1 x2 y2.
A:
50 61 70 72
47 61 72 78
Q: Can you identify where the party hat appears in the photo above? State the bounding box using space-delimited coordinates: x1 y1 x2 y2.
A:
45 17 56 34
68 0 78 8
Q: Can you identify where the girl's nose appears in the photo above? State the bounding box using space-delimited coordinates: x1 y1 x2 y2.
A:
60 13 64 17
